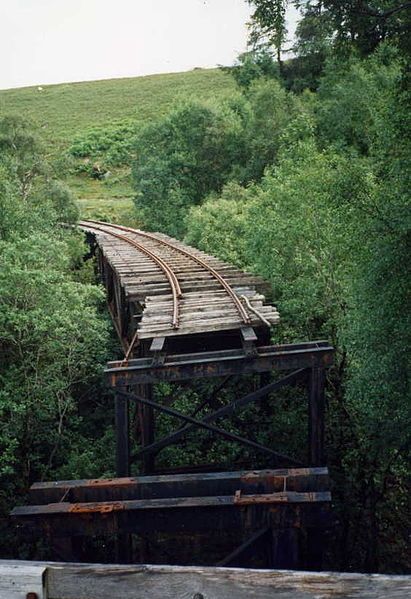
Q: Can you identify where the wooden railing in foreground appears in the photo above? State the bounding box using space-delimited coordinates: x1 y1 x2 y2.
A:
1 561 410 599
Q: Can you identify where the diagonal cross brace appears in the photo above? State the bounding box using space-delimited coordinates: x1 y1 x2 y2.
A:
115 372 305 466
136 368 306 458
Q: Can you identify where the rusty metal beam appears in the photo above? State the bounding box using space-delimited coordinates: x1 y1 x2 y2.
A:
29 468 330 505
106 342 334 386
12 492 332 538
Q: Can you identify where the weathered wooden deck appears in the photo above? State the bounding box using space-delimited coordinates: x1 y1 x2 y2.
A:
79 220 279 345
1 560 410 599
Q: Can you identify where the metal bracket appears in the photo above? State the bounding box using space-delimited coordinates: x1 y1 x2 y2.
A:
241 326 258 357
150 336 166 365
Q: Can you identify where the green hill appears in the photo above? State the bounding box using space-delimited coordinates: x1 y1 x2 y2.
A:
0 69 235 218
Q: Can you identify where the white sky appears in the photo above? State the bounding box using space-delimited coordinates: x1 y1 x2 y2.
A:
1 0 299 90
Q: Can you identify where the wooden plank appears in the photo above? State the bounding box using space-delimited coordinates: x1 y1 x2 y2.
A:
241 326 258 342
0 562 47 599
137 316 280 339
139 307 279 326
2 561 411 599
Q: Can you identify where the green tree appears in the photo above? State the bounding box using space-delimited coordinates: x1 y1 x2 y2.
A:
248 1 411 59
336 57 411 572
247 0 289 72
316 44 402 154
223 49 279 90
0 117 110 557
185 182 251 267
132 99 248 237
244 78 298 179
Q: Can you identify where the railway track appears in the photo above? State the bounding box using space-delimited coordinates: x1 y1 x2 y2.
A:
80 221 182 329
78 219 280 346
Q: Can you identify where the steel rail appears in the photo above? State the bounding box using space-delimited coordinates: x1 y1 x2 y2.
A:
84 219 251 325
78 221 182 329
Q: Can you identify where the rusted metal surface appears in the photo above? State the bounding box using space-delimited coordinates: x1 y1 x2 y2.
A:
14 491 330 519
29 468 329 505
87 478 135 487
13 468 332 567
68 502 125 514
233 490 330 505
106 342 334 385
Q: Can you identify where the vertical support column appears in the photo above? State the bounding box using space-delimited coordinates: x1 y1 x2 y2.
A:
305 526 326 570
115 394 130 477
308 367 326 466
115 394 132 563
271 527 300 569
115 531 132 564
51 536 80 562
139 384 155 474
269 508 301 569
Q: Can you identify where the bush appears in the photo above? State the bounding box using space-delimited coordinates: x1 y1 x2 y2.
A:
69 121 138 166
132 99 248 237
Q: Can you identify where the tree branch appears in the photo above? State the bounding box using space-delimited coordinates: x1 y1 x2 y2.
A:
360 2 411 19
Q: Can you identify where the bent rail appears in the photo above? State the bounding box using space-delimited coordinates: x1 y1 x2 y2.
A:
85 219 251 325
79 221 182 330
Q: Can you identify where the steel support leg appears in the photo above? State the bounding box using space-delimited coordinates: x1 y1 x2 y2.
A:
271 527 300 569
115 394 130 477
139 384 155 474
308 367 326 466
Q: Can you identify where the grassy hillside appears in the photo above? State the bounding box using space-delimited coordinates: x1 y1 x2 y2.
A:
0 69 235 217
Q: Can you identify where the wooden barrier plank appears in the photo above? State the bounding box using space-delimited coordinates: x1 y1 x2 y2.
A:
1 561 410 599
0 562 46 599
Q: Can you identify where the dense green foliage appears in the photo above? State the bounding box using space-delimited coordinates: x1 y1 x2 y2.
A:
132 100 249 236
0 0 409 573
132 80 300 234
128 6 410 570
248 1 411 58
0 117 112 557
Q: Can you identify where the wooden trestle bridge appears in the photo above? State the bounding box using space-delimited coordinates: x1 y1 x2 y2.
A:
12 220 335 569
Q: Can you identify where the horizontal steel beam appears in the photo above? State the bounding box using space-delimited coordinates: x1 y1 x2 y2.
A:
12 493 332 537
29 467 329 505
106 341 334 385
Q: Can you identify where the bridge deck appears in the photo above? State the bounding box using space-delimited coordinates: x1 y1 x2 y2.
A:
79 220 279 343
